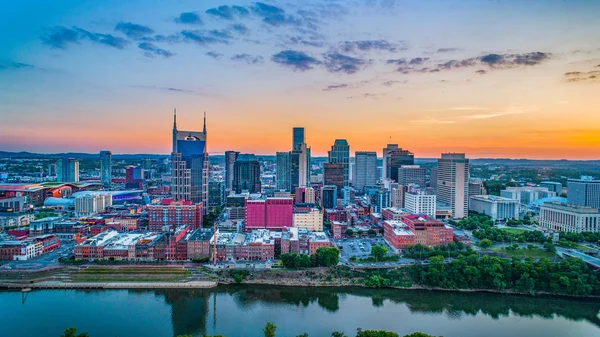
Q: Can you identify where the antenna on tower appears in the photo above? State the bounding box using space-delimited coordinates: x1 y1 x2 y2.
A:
173 108 177 128
203 111 207 133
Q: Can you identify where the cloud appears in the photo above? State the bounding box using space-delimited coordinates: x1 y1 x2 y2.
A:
208 29 234 40
323 52 367 74
205 5 250 20
475 69 486 75
288 36 324 47
479 52 552 67
231 53 264 64
322 84 348 91
231 24 249 35
131 85 212 95
138 42 173 58
0 62 35 71
458 107 535 120
271 50 320 71
181 30 230 45
251 2 300 27
382 80 407 86
437 48 460 53
115 22 154 38
175 12 202 25
410 117 456 125
206 51 223 59
409 57 429 65
41 27 82 49
252 2 285 17
387 58 406 65
564 69 600 83
339 40 405 53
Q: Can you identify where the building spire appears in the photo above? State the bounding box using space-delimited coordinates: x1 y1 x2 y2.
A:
203 111 207 133
173 108 177 130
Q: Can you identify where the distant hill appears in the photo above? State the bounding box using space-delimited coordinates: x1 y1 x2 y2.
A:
0 151 168 160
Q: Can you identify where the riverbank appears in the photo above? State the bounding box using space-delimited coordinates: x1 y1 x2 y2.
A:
0 280 217 289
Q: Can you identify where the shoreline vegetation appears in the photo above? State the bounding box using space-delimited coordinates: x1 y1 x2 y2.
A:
3 254 599 299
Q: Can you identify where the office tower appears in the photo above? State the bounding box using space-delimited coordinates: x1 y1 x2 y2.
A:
429 167 438 189
297 142 310 187
328 139 350 186
57 158 79 182
224 151 239 191
354 151 378 190
383 144 414 182
47 163 57 177
397 165 426 187
295 186 315 204
567 177 600 209
373 188 390 213
208 179 226 210
232 154 261 193
292 127 305 150
468 180 485 197
405 187 437 217
390 183 406 208
321 185 337 209
437 153 469 218
100 150 112 187
171 109 209 213
125 166 144 189
540 181 563 194
323 163 345 190
276 152 291 191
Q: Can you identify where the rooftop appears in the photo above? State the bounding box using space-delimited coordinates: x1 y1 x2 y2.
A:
540 202 600 214
470 195 519 202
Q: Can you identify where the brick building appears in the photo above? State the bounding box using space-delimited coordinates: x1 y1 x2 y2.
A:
148 199 203 231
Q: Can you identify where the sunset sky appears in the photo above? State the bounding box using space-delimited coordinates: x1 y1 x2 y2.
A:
1 0 599 159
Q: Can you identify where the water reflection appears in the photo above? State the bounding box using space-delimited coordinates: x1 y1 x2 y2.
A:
148 286 600 336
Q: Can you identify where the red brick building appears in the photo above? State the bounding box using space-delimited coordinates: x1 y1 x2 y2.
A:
148 199 203 231
401 215 454 247
383 220 416 249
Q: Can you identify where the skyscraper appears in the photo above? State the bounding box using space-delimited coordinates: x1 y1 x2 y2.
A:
276 152 291 191
323 163 344 190
353 151 378 190
224 151 239 192
297 143 310 187
383 144 414 182
233 154 261 194
567 177 600 209
292 127 305 150
57 158 79 182
171 109 209 213
397 165 426 187
322 185 337 209
328 139 350 187
100 150 112 187
437 153 469 218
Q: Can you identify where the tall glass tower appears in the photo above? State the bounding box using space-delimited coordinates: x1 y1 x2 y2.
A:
100 151 112 187
328 139 350 187
292 127 304 151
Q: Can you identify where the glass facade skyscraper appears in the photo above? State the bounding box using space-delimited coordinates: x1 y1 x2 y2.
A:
328 139 350 187
293 127 304 151
276 152 291 191
233 154 261 194
100 150 112 187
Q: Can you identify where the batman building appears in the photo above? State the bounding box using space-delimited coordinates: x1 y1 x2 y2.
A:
171 109 209 214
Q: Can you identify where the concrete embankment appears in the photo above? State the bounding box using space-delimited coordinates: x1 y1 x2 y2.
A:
0 280 217 290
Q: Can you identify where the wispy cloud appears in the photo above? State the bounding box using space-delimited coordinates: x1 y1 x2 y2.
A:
410 117 456 125
231 53 263 64
175 12 203 25
271 50 320 71
115 22 154 39
0 62 36 71
130 85 213 96
138 42 173 58
322 84 348 91
41 26 129 50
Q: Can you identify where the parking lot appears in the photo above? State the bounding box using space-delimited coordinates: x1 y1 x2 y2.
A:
335 237 394 260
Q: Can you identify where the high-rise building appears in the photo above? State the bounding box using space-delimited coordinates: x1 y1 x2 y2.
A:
353 151 378 190
429 167 438 189
148 199 203 231
397 165 426 187
100 151 112 187
437 153 469 218
208 179 226 210
292 127 305 151
404 187 437 217
383 144 414 182
328 139 350 186
233 154 261 194
57 158 79 182
294 187 315 204
276 152 291 191
297 143 310 187
372 188 390 213
245 198 293 230
321 185 337 209
48 163 56 177
567 177 600 209
323 163 345 190
171 109 209 213
224 151 239 192
125 166 144 189
390 183 406 208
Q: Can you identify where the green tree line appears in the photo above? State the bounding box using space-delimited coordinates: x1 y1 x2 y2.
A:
280 247 340 269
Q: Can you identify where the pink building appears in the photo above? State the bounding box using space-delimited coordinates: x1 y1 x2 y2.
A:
244 198 293 230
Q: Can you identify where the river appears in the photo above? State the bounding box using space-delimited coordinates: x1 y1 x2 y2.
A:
1 286 599 337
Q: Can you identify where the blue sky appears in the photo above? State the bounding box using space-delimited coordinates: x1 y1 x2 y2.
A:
1 0 600 158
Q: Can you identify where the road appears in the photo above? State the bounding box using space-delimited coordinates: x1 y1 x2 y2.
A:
0 242 75 271
557 248 600 269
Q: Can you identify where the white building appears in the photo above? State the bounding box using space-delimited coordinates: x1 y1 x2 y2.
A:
539 202 600 233
293 208 323 231
501 187 556 207
75 193 112 217
436 153 469 218
404 189 437 217
469 195 519 221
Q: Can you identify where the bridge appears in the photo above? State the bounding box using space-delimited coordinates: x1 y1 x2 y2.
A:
556 248 600 269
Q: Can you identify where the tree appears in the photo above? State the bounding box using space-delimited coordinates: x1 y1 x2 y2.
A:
345 229 354 237
367 229 377 236
371 245 388 261
356 329 399 337
314 247 340 267
61 328 89 337
478 239 492 249
331 332 346 337
263 322 277 337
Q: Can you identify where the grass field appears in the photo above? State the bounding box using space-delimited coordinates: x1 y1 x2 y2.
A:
492 247 556 259
70 266 191 283
499 228 530 235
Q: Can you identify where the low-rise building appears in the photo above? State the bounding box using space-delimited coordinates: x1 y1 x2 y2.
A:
539 202 600 233
469 195 520 221
0 212 34 228
293 208 323 231
383 220 415 249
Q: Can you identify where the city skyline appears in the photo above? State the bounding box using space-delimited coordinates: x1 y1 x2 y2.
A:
2 0 600 159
